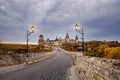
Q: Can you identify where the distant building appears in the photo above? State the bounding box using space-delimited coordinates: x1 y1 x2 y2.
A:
75 34 78 43
65 33 70 43
38 33 80 49
53 37 62 46
38 35 44 45
65 33 79 44
38 35 53 50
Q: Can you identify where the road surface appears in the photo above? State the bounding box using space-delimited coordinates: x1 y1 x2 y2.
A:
0 49 72 80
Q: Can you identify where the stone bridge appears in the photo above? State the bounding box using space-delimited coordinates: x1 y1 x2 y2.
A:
61 48 120 80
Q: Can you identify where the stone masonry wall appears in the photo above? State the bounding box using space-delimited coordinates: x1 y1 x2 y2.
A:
76 56 120 80
0 51 55 66
0 55 15 66
61 48 120 80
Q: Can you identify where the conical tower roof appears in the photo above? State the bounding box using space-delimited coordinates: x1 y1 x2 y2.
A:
75 34 78 40
65 33 69 39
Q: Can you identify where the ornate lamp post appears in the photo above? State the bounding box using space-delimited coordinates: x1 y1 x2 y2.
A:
74 24 84 52
27 26 35 57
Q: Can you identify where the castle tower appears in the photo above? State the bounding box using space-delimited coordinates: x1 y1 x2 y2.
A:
38 34 44 45
75 34 78 43
65 33 69 43
55 36 59 41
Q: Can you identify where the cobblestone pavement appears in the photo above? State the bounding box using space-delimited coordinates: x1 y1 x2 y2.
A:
0 50 72 80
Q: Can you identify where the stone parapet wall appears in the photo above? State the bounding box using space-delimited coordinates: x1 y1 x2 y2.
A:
61 48 120 80
76 56 120 80
0 55 15 66
0 51 55 66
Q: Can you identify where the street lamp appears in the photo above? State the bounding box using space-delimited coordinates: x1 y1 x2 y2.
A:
27 26 35 57
74 24 84 52
31 26 35 33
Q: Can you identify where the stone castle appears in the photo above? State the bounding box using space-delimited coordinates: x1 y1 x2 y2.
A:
38 33 79 49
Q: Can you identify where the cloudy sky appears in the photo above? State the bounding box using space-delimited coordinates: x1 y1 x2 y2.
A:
0 0 120 43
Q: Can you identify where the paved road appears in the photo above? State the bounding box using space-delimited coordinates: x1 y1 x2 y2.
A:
0 50 72 80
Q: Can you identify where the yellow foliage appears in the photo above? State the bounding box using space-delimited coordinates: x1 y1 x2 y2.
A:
104 47 120 59
93 44 109 57
83 51 87 56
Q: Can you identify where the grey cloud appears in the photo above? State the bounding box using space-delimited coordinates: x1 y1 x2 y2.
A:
41 0 120 41
45 0 120 24
0 0 120 42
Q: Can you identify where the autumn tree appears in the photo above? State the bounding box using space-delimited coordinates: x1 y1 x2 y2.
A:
87 44 109 57
104 47 120 59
